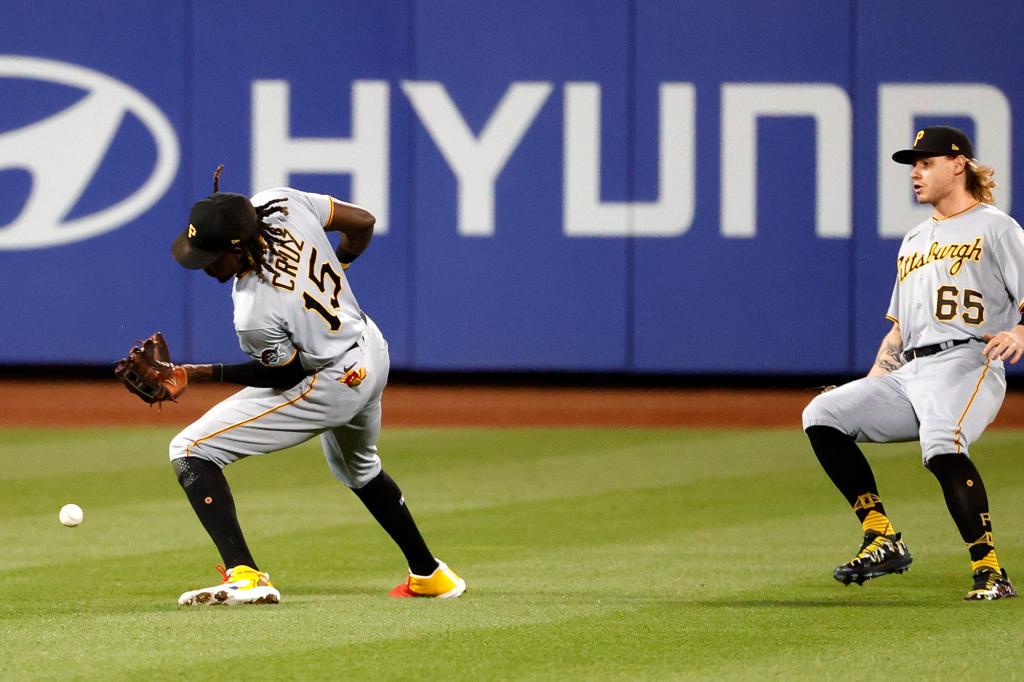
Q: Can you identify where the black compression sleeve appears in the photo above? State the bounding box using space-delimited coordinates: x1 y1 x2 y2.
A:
219 359 308 388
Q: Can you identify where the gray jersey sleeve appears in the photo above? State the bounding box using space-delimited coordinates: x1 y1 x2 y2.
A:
251 188 333 228
237 327 299 367
991 224 1024 314
886 278 900 322
287 190 333 227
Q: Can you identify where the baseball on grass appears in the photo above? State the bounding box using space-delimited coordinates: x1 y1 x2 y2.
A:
59 503 84 527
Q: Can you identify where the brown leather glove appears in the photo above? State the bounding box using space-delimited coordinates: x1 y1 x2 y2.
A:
113 332 188 405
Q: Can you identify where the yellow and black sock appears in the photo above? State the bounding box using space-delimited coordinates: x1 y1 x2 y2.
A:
860 508 895 536
970 538 1001 574
927 453 1000 573
806 426 895 536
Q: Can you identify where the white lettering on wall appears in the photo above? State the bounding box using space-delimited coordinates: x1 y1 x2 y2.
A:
249 79 1014 241
720 83 852 239
402 81 551 237
563 82 695 237
252 80 390 232
878 83 1012 238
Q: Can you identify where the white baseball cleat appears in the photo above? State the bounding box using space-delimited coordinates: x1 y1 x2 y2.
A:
178 564 280 606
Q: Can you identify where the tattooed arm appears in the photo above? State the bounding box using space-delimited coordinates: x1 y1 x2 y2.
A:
867 322 904 377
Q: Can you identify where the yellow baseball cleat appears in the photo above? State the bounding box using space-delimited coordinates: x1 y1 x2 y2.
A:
965 568 1018 601
178 564 281 606
389 559 466 598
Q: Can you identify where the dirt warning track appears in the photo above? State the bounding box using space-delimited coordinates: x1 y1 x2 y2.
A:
4 378 1024 429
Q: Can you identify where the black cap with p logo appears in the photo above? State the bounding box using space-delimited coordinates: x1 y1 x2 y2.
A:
170 193 257 269
892 125 974 165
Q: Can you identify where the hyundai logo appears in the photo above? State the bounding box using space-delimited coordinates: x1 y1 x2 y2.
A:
0 55 179 250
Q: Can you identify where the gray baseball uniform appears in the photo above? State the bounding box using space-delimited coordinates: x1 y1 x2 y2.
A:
803 203 1024 461
169 188 386 488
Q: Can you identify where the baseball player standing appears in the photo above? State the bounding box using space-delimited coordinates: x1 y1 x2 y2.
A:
161 167 464 604
802 126 1024 600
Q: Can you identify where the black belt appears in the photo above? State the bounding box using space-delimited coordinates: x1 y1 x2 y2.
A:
902 338 972 362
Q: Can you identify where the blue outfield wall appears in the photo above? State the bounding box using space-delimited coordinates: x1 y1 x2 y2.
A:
0 0 1021 374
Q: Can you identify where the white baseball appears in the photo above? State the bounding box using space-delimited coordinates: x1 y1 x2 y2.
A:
59 503 84 527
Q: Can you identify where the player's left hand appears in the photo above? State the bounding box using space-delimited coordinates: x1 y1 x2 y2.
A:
114 332 189 404
982 327 1024 364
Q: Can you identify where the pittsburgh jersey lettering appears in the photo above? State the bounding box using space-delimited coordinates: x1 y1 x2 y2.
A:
897 238 983 282
887 204 1024 350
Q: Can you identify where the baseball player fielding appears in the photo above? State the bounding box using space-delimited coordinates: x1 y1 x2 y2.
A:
116 165 465 604
802 126 1024 601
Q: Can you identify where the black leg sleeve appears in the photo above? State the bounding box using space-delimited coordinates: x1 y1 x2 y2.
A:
353 469 438 576
172 457 257 571
926 453 994 560
805 425 887 521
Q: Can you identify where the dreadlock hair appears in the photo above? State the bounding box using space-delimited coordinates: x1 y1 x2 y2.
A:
211 164 289 280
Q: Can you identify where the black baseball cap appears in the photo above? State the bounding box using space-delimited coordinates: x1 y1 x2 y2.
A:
171 193 257 269
892 125 974 164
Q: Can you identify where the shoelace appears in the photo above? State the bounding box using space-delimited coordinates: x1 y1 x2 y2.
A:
854 536 895 563
973 570 1001 591
856 536 888 557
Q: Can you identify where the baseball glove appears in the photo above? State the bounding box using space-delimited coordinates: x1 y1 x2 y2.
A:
113 332 188 405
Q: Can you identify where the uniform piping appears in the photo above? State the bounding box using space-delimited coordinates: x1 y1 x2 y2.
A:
954 357 991 454
185 373 318 457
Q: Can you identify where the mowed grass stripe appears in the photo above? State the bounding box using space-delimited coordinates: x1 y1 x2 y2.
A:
0 426 804 532
3 426 1024 679
0 435 874 572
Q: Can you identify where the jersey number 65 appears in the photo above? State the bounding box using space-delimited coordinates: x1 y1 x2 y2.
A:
935 285 985 326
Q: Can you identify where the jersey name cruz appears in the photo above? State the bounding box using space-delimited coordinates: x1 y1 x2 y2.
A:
268 227 306 292
897 237 983 283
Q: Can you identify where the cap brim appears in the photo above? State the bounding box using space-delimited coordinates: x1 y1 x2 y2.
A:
892 149 948 165
171 229 224 269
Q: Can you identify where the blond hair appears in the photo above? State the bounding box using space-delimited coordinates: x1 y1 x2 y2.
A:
965 159 996 204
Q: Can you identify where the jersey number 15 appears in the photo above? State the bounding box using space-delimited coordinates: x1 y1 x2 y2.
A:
302 247 344 331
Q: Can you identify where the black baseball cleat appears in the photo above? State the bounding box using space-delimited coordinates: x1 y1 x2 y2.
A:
964 568 1018 601
833 531 912 586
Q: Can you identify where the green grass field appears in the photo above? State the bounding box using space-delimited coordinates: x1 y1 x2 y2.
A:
3 425 1024 680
